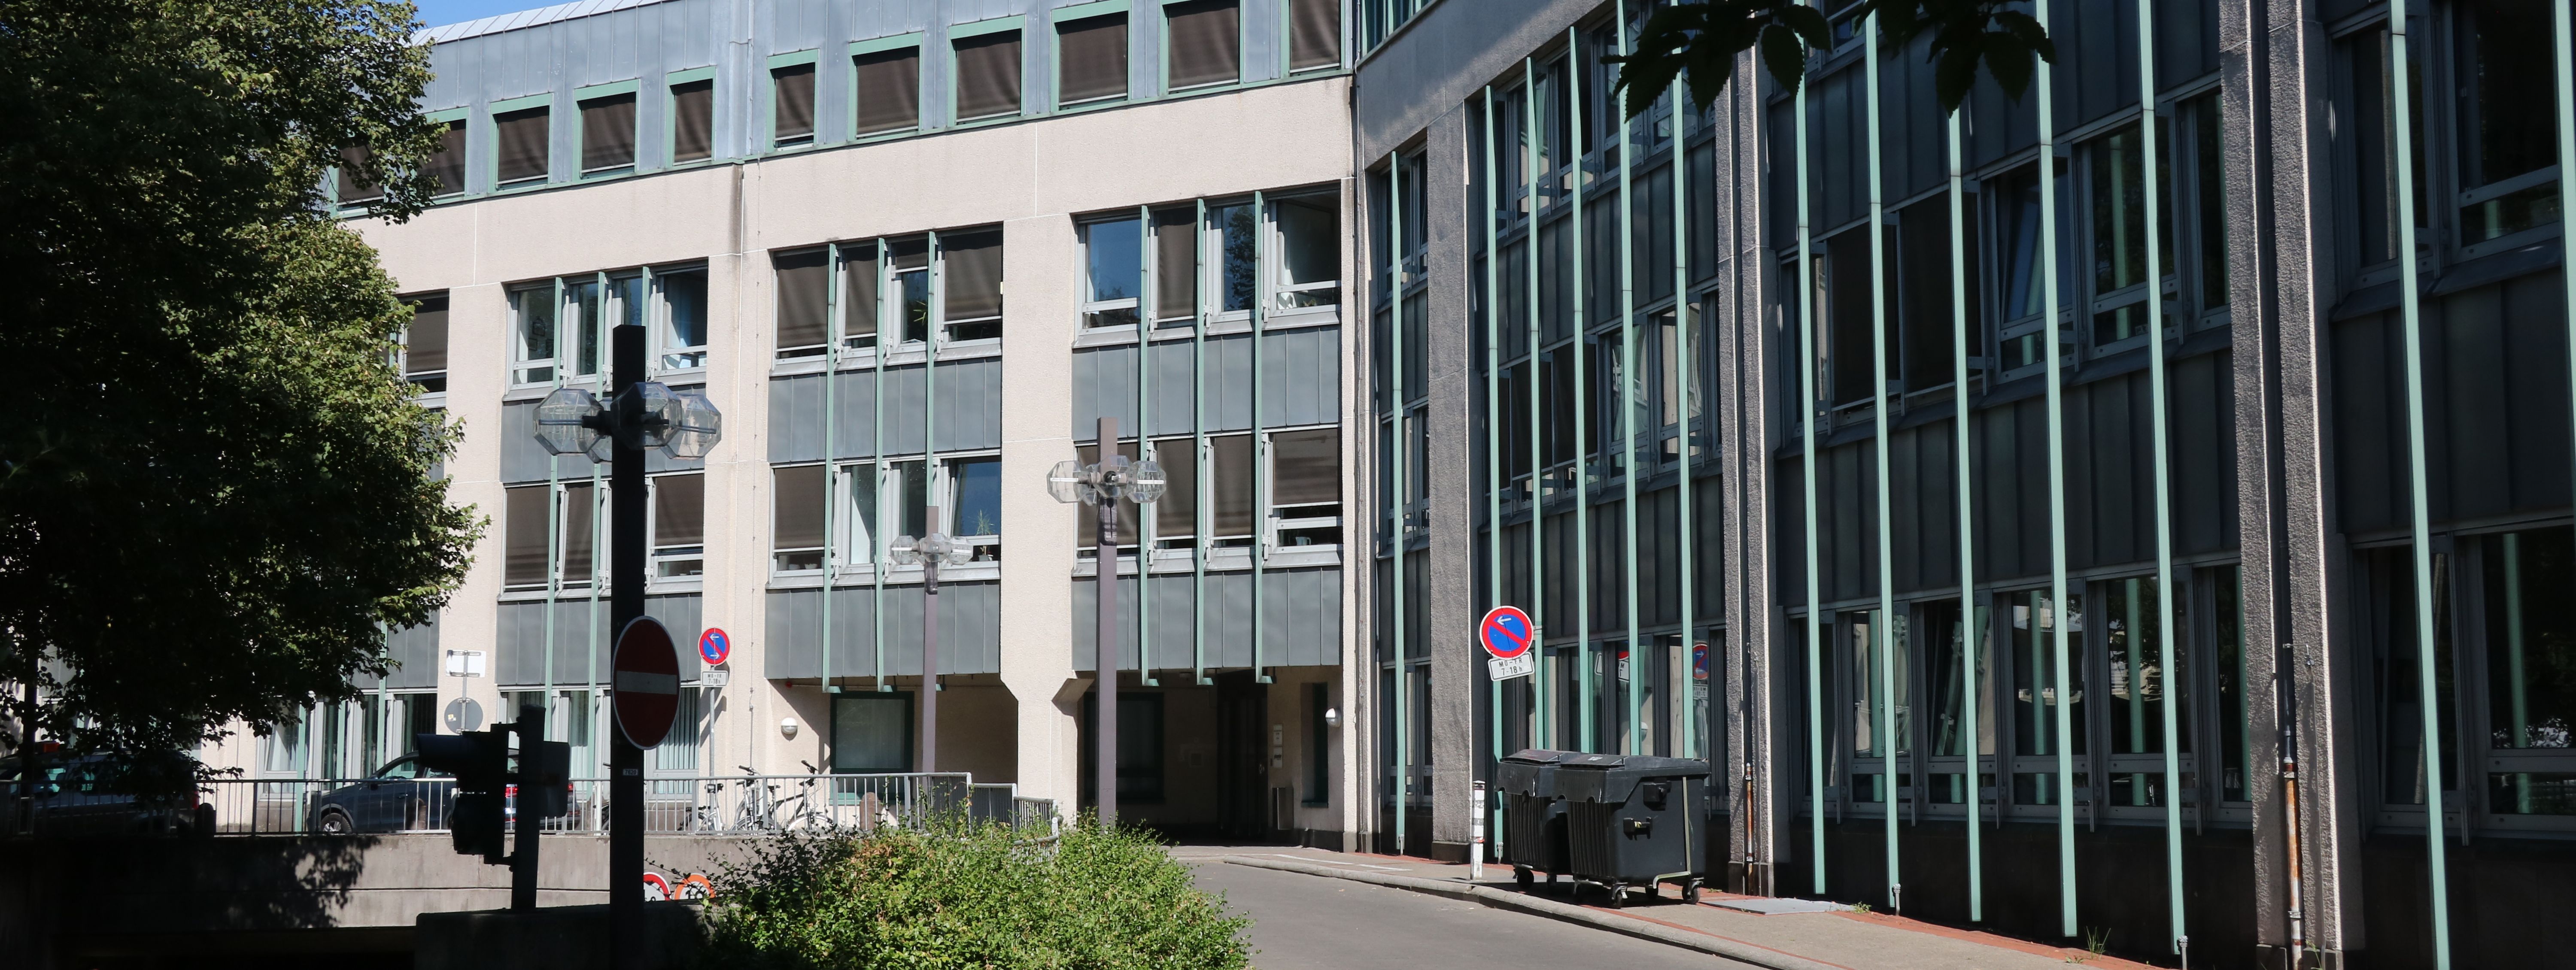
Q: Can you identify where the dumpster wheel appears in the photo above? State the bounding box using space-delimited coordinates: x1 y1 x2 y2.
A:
1681 878 1703 904
1513 866 1532 891
1605 882 1627 909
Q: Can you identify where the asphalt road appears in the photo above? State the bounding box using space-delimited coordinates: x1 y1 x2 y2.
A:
1193 862 1750 970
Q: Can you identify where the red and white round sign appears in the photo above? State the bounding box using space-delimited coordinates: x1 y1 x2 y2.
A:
613 615 681 748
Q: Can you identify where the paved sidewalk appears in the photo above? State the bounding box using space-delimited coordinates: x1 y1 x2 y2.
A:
1187 846 2157 970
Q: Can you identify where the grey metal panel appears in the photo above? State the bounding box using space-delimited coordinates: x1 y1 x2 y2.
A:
501 400 587 483
1070 576 1142 670
1208 569 1256 666
933 357 1002 451
1072 345 1139 440
883 363 929 454
1147 340 1196 437
1262 566 1341 667
837 369 884 457
762 586 882 682
380 612 441 690
1145 576 1197 672
1210 333 1254 430
881 580 1001 676
1259 325 1340 427
766 582 998 680
769 373 822 463
498 593 699 687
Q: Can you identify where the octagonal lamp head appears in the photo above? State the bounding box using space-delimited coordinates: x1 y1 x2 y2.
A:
889 536 921 567
1126 459 1167 504
629 382 682 449
1047 459 1093 505
945 546 975 567
663 389 723 460
533 388 604 458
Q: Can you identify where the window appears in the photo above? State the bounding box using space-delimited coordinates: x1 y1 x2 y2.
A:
954 29 1023 122
1211 433 1255 542
2085 125 2175 349
1210 200 1257 314
505 482 600 591
853 47 921 136
1153 206 1197 326
509 282 558 385
2478 527 2576 818
651 472 705 578
337 146 381 205
1288 0 1341 72
840 242 880 350
1082 692 1165 804
772 61 817 148
832 692 913 773
2452 0 2561 247
1270 427 1340 547
1304 683 1331 804
579 92 637 173
504 485 550 589
557 482 598 586
890 237 932 343
1150 436 1197 544
425 119 467 196
2006 589 2085 807
494 104 550 187
1817 227 1886 407
1076 439 1142 551
656 268 711 370
1270 193 1340 311
947 455 1002 558
670 78 714 164
1895 194 1977 390
1923 601 1994 807
2102 576 2181 809
775 248 831 355
262 714 307 775
941 229 1004 342
1057 13 1128 107
1989 163 2057 373
401 294 449 393
1165 0 1239 91
1083 216 1142 328
772 464 827 572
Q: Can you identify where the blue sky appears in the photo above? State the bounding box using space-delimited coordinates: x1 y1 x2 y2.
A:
413 0 554 28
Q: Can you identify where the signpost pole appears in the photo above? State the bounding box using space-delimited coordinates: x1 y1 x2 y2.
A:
608 323 646 968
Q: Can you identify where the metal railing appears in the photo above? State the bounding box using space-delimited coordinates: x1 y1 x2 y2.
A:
173 771 1056 837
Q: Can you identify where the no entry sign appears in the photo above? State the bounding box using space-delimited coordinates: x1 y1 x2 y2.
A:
613 616 681 748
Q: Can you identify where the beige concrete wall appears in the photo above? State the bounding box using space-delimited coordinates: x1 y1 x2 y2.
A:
267 77 1359 815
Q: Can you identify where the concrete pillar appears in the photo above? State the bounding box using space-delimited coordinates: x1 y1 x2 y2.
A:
1712 54 1784 895
1420 107 1479 861
999 212 1083 807
2228 2 2361 963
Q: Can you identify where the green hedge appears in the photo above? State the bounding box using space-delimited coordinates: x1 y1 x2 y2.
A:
700 818 1251 970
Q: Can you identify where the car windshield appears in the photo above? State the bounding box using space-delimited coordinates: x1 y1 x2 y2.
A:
378 758 418 779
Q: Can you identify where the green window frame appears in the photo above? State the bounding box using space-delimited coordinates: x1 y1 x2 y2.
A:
573 79 641 179
1160 0 1244 96
848 33 924 139
488 92 556 192
665 66 718 167
423 107 470 198
948 14 1025 126
1051 0 1130 112
766 50 822 152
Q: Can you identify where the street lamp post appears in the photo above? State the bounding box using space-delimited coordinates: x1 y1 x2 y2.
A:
890 509 972 773
1046 416 1163 826
530 324 720 968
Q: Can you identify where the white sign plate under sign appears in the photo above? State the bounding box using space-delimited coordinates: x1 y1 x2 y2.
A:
1487 654 1536 680
701 669 731 688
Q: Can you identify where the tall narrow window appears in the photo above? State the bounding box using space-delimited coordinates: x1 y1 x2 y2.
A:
337 146 382 205
426 120 467 196
841 242 881 349
494 105 550 186
948 455 1002 544
1304 683 1331 803
651 472 706 578
579 93 637 173
1165 0 1239 90
670 79 714 163
1991 164 2050 372
1151 437 1198 542
2479 527 2576 817
832 693 914 773
773 464 826 572
772 62 817 147
954 30 1024 122
504 485 550 589
1075 440 1140 551
557 482 596 586
402 294 450 393
1212 201 1257 312
566 277 605 380
2363 545 2456 806
889 237 931 343
775 248 831 357
1288 0 1341 72
1057 14 1128 107
1211 433 1255 540
2455 0 2561 246
1083 217 1142 329
1271 427 1340 547
509 282 556 384
658 268 710 370
1820 228 1883 406
1271 194 1340 310
1153 206 1197 326
2087 125 2175 348
942 228 1004 342
1897 197 1976 389
853 47 921 136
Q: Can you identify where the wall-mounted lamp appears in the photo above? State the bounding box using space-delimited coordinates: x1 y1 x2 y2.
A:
779 717 799 739
1323 707 1341 729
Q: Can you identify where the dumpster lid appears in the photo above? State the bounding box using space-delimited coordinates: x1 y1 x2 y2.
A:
1502 748 1583 765
1558 754 1707 774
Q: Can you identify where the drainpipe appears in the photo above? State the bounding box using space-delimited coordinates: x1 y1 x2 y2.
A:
2275 640 2306 969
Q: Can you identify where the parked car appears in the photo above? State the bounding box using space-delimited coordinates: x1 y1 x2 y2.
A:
307 754 454 834
1 750 211 837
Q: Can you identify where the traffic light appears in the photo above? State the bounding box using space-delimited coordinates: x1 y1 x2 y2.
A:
416 729 508 861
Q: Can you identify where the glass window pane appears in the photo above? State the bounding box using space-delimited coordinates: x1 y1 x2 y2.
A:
1926 601 1995 757
510 283 556 382
841 242 880 344
1273 194 1340 308
950 457 1001 537
660 269 710 367
2215 565 2250 801
427 121 468 195
1996 165 2044 323
1166 0 1240 89
1215 203 1255 312
559 482 595 583
653 473 705 549
1152 437 1197 536
954 32 1023 121
579 93 636 171
2368 545 2457 804
1154 206 1197 323
2193 99 2227 310
941 228 1005 337
1074 441 1140 549
2459 0 2559 189
568 278 603 378
1086 218 1141 328
1057 15 1128 104
406 295 450 379
1212 433 1254 537
2105 577 2180 755
1288 0 1340 70
671 79 714 163
337 146 381 203
1271 427 1339 506
844 461 878 564
772 63 816 144
2011 590 2087 757
494 106 549 185
2485 527 2576 751
832 694 912 773
896 460 928 539
773 465 827 554
775 248 831 351
504 485 550 588
854 48 921 135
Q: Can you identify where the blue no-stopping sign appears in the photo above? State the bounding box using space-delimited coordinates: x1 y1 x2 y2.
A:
1479 606 1534 660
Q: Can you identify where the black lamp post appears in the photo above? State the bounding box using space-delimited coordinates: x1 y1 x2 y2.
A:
531 324 720 966
1047 416 1163 826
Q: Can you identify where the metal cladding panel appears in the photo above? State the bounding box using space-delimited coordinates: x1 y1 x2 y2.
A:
763 370 889 463
1147 340 1196 437
2170 349 2239 555
1074 566 1340 670
1072 345 1140 440
1260 325 1341 427
1210 333 1256 430
1145 576 1199 672
1876 33 1947 202
933 357 1003 451
881 579 1002 676
501 400 589 483
1070 574 1143 671
1588 498 1627 636
763 585 878 681
1206 569 1258 666
379 612 442 690
2334 273 2574 534
1239 0 1285 85
498 593 702 687
1261 566 1342 667
881 363 930 454
767 582 999 679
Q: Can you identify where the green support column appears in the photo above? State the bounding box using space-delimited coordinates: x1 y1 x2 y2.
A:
822 250 841 696
1525 61 1550 751
1483 85 1507 857
1194 198 1214 687
2388 3 2453 964
1567 27 1595 755
1253 189 1274 686
1616 1 1643 758
872 237 890 693
1671 77 1695 764
541 277 566 710
2133 0 2187 953
1862 14 1901 909
2553 0 2576 825
1792 2 1825 894
1946 112 1983 922
1390 152 1410 853
2034 0 2078 937
1135 210 1160 688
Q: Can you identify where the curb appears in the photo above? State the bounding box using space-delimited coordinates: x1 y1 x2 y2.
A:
1220 856 1847 970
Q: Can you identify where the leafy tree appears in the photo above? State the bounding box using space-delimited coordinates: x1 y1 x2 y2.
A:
0 1 480 764
1606 0 2056 120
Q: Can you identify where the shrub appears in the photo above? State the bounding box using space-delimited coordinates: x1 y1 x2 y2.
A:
701 817 1251 970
